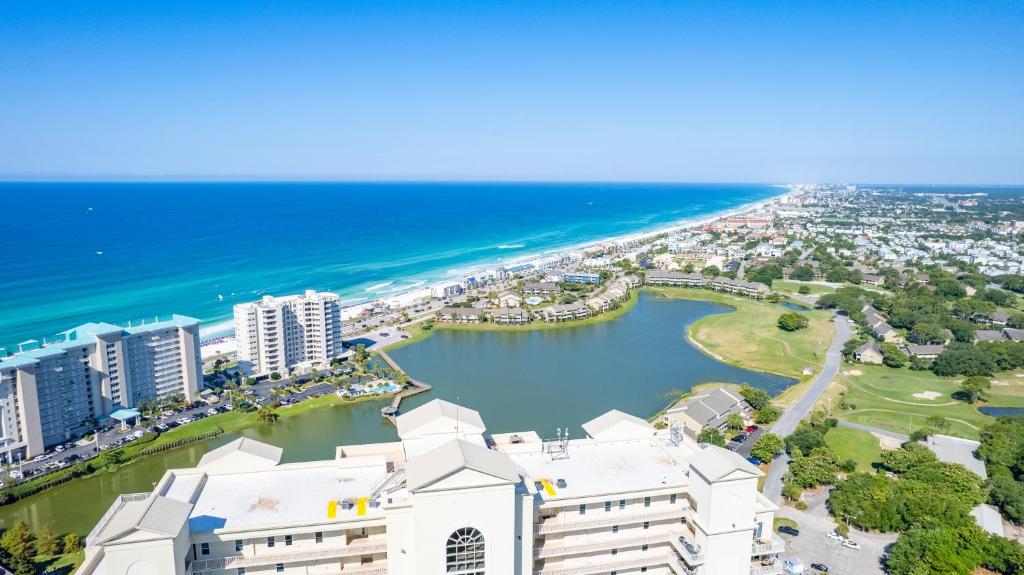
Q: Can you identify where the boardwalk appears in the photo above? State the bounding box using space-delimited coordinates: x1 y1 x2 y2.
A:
376 349 432 424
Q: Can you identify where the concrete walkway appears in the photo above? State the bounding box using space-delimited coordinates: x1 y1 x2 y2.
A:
763 315 853 502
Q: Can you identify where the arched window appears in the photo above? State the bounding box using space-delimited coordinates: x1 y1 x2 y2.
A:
446 527 485 574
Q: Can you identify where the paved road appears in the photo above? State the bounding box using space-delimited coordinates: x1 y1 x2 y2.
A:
837 420 910 443
763 315 853 502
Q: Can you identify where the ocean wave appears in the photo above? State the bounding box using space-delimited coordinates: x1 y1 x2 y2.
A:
497 244 524 250
364 281 394 292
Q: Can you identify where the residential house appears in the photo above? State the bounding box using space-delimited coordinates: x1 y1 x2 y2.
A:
539 302 590 322
854 340 884 364
489 308 529 325
975 330 1007 343
709 277 771 299
521 282 561 296
663 387 753 437
437 307 484 324
645 271 706 288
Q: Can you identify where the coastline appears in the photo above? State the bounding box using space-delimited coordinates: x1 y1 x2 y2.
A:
200 187 792 354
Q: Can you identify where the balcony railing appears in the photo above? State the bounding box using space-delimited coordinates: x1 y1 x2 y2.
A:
86 492 151 548
751 537 785 556
188 540 387 571
670 531 704 565
750 562 785 575
534 552 674 575
536 532 670 559
536 507 687 534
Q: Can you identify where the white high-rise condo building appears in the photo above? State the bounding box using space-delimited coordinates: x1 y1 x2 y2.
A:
234 290 343 376
80 399 785 575
0 315 201 461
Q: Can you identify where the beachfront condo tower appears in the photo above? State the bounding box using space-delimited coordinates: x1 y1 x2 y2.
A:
234 290 343 376
0 315 202 461
80 399 785 575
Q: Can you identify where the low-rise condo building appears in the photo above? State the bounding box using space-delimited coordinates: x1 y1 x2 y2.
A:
80 399 784 575
234 290 343 376
0 316 201 461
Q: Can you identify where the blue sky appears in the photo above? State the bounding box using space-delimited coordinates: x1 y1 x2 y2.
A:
1 1 1022 183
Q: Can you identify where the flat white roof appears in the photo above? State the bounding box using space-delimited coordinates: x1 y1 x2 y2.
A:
506 435 696 501
172 460 391 532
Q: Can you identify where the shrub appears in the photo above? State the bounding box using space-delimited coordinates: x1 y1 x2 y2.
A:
697 427 725 447
778 312 809 331
750 433 784 463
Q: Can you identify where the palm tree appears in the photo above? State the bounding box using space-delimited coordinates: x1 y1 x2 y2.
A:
257 406 278 424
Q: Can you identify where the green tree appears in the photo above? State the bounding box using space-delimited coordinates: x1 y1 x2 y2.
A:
0 520 36 560
958 375 992 404
988 475 1024 524
880 443 937 473
63 532 82 554
37 523 59 556
697 427 725 447
880 342 908 368
269 371 282 380
739 385 772 410
798 285 811 295
750 433 784 462
257 406 278 424
777 312 809 331
886 525 990 575
755 404 781 424
726 412 745 431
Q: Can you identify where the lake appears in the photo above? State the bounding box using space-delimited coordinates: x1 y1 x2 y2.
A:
1 291 793 535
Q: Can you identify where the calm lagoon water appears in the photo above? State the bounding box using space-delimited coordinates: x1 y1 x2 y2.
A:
2 291 793 535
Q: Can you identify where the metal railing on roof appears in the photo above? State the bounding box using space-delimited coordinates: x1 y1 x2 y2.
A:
85 492 151 548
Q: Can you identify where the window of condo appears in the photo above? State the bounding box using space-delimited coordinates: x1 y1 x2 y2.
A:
237 569 245 575
276 565 283 573
579 504 586 515
619 499 625 510
267 537 275 548
643 521 650 530
200 543 209 556
612 525 619 534
604 501 611 512
445 527 485 575
315 532 323 543
642 544 649 552
285 535 293 546
611 549 618 556
235 540 243 552
670 494 677 504
644 496 651 507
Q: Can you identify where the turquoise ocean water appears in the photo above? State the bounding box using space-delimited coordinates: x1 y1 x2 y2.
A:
0 182 783 351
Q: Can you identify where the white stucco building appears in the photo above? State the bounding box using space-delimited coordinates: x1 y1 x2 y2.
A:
0 316 201 460
80 400 783 575
234 290 343 376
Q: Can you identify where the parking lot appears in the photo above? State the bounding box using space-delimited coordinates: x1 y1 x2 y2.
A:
775 487 897 574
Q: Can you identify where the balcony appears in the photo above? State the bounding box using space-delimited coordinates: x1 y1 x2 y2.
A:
536 507 686 534
670 531 704 565
536 532 669 559
187 540 387 571
750 561 785 575
751 537 785 556
534 552 675 575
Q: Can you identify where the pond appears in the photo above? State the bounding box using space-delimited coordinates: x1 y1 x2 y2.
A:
1 291 794 535
778 301 812 312
978 406 1024 417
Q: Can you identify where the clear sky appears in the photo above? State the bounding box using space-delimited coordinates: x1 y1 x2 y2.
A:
1 1 1022 184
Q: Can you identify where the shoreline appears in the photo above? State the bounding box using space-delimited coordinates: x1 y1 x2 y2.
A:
199 187 792 353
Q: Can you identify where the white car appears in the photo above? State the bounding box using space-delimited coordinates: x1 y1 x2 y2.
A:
54 445 65 453
9 470 23 480
207 408 218 416
826 531 843 540
133 430 145 438
841 539 861 550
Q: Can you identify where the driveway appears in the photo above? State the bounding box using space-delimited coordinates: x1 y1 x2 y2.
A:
763 316 853 502
776 488 896 574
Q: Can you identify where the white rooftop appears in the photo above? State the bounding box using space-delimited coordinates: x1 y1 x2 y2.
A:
166 460 390 532
506 434 697 501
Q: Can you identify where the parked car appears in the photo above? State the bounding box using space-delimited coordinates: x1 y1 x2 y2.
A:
746 456 760 465
841 540 861 550
207 408 218 416
826 531 842 541
777 525 800 536
746 425 759 433
810 563 829 572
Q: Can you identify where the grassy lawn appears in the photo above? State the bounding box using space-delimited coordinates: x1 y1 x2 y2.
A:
646 287 833 382
824 426 882 471
35 552 84 575
835 363 1024 440
771 280 836 295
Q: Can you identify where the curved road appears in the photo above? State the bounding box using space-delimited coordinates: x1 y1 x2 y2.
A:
762 314 853 502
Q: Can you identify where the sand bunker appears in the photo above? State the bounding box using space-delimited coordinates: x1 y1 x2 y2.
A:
848 369 863 376
912 391 942 400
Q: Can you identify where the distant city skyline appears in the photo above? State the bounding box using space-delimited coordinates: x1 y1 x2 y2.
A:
1 0 1022 184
